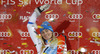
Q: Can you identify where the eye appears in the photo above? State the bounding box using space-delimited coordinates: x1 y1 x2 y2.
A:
41 31 44 34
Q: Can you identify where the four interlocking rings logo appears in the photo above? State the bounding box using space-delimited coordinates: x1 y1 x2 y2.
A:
68 32 82 37
68 14 83 19
45 14 59 19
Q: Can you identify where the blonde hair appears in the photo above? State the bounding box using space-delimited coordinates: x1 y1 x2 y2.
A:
40 32 58 53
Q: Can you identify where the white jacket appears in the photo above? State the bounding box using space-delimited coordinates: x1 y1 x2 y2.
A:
27 11 42 54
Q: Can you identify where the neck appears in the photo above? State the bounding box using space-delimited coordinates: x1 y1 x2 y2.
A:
45 38 52 44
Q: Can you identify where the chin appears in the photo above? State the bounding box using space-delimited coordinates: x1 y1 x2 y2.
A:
46 38 50 40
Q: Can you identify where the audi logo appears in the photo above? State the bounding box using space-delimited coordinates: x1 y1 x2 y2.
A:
20 32 30 37
92 32 100 37
20 49 34 54
45 14 59 19
68 32 82 37
68 14 83 19
0 49 10 54
91 50 100 54
0 14 12 19
0 32 11 37
92 14 100 19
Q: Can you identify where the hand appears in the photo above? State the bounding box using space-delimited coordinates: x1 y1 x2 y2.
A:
34 4 51 17
39 4 51 12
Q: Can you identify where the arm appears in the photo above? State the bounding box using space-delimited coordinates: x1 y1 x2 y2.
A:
27 11 42 54
27 4 51 54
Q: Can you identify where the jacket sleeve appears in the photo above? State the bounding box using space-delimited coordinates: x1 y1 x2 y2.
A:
27 11 42 54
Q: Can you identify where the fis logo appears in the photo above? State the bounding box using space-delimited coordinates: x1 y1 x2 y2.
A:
0 14 12 22
20 16 30 22
20 16 30 20
20 49 34 54
45 14 59 19
92 32 100 37
68 32 82 37
0 32 11 37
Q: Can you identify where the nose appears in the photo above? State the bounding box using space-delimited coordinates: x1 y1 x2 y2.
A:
44 32 48 35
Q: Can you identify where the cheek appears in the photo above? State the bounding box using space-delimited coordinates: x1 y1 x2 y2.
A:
41 32 52 39
48 32 52 37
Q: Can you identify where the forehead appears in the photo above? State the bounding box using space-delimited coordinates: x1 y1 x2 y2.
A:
41 29 53 34
42 29 49 32
41 29 53 33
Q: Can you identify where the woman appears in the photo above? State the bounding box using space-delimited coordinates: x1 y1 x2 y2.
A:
27 4 67 54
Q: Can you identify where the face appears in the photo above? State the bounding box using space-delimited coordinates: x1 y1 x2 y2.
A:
41 29 53 40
